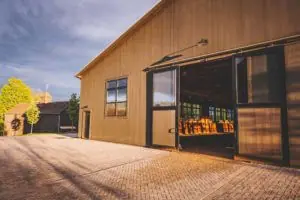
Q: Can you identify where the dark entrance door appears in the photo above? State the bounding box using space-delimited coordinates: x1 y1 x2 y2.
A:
84 111 91 139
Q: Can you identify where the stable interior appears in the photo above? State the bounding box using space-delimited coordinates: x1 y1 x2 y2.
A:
179 58 235 158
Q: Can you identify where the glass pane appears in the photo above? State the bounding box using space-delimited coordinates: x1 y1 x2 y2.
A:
183 107 188 117
222 109 227 120
188 107 192 117
116 102 127 116
249 55 269 103
117 88 127 102
107 90 116 103
106 103 116 116
237 53 281 104
153 70 176 107
227 109 232 121
236 57 248 103
107 81 117 89
118 79 127 87
216 108 221 121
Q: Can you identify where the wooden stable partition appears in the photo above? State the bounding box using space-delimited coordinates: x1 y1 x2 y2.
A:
238 108 282 161
285 43 300 167
76 0 300 167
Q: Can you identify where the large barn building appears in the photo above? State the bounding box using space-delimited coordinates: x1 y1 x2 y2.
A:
76 0 300 167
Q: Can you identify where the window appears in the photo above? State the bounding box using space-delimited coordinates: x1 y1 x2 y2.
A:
227 109 235 121
105 78 127 117
222 108 227 120
153 70 176 107
192 104 202 118
209 106 215 121
216 108 221 122
182 103 203 118
227 109 232 121
183 103 192 118
237 53 281 104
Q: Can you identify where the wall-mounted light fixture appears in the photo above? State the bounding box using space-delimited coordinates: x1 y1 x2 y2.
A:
144 38 209 71
197 38 209 46
81 105 88 109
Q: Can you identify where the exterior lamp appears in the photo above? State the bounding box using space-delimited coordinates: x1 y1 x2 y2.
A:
197 38 209 46
81 105 88 110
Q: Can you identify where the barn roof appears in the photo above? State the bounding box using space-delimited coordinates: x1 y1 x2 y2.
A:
75 0 167 78
38 101 69 115
5 103 31 115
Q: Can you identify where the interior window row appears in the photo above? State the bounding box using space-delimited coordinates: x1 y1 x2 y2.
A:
209 106 234 122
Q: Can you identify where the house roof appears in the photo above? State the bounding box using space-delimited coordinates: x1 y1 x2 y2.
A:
38 101 69 115
75 0 168 78
5 103 31 115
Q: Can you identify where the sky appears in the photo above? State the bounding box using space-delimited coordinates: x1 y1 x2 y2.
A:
0 0 159 101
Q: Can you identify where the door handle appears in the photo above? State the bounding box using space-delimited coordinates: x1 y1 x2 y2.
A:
168 128 176 134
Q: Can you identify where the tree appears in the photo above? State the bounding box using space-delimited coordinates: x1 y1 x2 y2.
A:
0 77 33 134
26 104 40 134
67 93 80 131
0 104 5 135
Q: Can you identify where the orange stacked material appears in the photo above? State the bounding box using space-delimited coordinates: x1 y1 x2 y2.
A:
192 120 199 134
223 120 229 133
228 121 234 132
209 121 217 133
203 117 210 133
179 117 236 135
197 120 203 134
200 117 209 133
178 119 183 134
188 119 194 134
184 120 189 135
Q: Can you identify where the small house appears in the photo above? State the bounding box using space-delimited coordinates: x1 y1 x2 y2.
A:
4 103 31 136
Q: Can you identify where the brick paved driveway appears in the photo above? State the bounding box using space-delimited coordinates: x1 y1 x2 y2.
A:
0 135 299 200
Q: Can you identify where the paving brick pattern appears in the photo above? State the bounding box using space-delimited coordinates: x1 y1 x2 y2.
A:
0 135 299 200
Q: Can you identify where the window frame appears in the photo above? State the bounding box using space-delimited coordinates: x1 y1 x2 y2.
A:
181 103 203 118
236 50 283 105
105 77 128 117
221 108 227 120
209 106 215 122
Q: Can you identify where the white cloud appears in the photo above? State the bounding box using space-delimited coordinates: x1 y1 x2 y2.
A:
71 24 118 41
0 0 160 100
8 66 79 90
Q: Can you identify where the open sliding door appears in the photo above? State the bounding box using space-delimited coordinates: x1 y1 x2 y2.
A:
146 67 179 148
234 47 289 164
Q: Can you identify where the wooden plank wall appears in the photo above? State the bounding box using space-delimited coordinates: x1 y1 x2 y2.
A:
238 108 282 161
285 43 300 167
79 0 300 146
